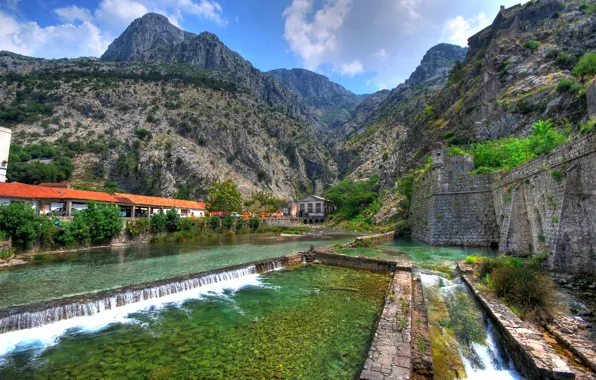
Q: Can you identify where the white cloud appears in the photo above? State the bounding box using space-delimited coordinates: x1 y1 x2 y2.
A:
54 5 93 23
0 0 226 59
441 12 491 46
337 60 363 76
283 0 352 71
282 0 517 91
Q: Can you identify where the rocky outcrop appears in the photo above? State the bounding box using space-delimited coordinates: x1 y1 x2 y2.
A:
266 68 364 129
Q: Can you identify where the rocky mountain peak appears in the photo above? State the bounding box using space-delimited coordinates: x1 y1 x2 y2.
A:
101 13 193 62
405 43 468 89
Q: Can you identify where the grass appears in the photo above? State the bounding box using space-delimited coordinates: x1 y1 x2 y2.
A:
473 256 557 321
464 255 484 265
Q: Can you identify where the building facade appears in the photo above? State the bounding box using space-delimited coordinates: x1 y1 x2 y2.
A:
297 195 333 224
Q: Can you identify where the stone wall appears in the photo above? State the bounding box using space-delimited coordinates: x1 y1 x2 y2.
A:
410 144 499 246
411 134 596 274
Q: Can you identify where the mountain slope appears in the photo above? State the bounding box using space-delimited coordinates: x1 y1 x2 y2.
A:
266 68 364 129
335 0 595 224
0 15 340 199
330 43 467 178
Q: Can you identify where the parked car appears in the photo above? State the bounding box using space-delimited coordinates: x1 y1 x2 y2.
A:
49 207 68 216
230 212 241 218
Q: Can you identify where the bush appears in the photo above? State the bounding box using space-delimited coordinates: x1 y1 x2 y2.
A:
165 209 181 233
0 202 40 249
57 217 91 247
524 40 539 53
465 255 484 265
222 216 234 230
74 202 123 244
573 52 596 77
555 51 577 70
208 216 220 231
134 128 149 139
488 265 557 320
580 119 595 135
248 217 260 230
151 212 167 233
235 217 244 231
126 217 151 237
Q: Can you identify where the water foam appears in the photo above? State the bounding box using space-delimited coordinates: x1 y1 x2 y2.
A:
0 266 263 358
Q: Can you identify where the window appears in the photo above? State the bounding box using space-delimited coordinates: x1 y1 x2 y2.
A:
315 203 322 213
307 203 313 213
300 203 305 211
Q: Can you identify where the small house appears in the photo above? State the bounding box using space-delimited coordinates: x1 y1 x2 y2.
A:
297 195 333 224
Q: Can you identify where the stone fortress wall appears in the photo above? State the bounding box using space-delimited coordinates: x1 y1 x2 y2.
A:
411 133 596 274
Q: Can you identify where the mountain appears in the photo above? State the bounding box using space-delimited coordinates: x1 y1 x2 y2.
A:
102 14 322 130
266 68 364 129
0 14 340 199
334 0 595 221
329 43 468 177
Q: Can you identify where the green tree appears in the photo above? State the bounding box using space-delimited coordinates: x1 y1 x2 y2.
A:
207 180 242 215
0 202 40 249
324 175 380 219
165 208 181 233
248 217 261 231
74 201 123 244
151 212 167 233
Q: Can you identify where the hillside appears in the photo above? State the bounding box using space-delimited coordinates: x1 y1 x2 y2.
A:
266 68 364 129
0 15 341 199
337 0 595 191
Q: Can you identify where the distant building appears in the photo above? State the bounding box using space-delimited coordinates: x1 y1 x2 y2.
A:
0 127 12 183
297 195 333 224
0 182 206 218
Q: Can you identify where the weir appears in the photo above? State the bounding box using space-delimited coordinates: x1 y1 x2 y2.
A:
0 257 290 334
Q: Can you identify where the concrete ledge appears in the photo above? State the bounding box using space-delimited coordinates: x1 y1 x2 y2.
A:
361 270 413 380
307 251 412 273
459 269 575 380
347 232 396 248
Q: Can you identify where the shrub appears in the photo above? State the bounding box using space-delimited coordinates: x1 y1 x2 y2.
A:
488 265 557 320
222 216 234 230
556 78 573 92
580 119 595 135
465 255 483 265
126 217 151 237
555 51 577 70
235 217 244 231
74 202 123 244
573 52 596 77
165 209 181 233
0 202 40 249
524 40 539 53
248 217 261 230
551 170 565 181
134 128 149 139
151 212 167 233
208 216 220 231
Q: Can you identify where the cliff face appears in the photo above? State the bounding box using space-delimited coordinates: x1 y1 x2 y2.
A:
328 43 467 178
337 0 595 193
266 68 364 129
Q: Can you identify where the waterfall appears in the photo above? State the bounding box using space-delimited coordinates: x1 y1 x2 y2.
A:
0 266 258 334
258 260 283 272
419 273 523 380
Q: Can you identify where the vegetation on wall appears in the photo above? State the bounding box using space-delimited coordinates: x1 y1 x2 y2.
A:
449 120 568 173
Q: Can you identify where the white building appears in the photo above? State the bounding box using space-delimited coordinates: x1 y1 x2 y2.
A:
297 195 333 224
0 127 12 182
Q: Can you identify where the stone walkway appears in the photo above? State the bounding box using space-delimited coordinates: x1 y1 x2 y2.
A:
361 270 412 380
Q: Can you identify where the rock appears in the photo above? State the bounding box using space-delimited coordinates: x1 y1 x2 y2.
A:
587 80 596 119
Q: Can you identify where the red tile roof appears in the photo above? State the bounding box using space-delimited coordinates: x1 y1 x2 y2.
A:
0 182 205 210
115 193 206 210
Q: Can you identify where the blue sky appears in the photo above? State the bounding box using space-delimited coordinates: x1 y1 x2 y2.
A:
0 0 527 94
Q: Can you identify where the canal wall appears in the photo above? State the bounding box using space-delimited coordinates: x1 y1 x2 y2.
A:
458 268 575 380
410 133 596 274
346 232 396 248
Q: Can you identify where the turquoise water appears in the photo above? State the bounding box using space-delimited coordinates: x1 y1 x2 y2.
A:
336 237 497 267
0 265 389 380
0 232 357 308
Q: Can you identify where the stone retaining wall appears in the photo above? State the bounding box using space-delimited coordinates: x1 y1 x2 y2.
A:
411 133 596 274
347 232 397 248
459 268 575 380
361 270 413 380
410 275 433 379
306 251 411 273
